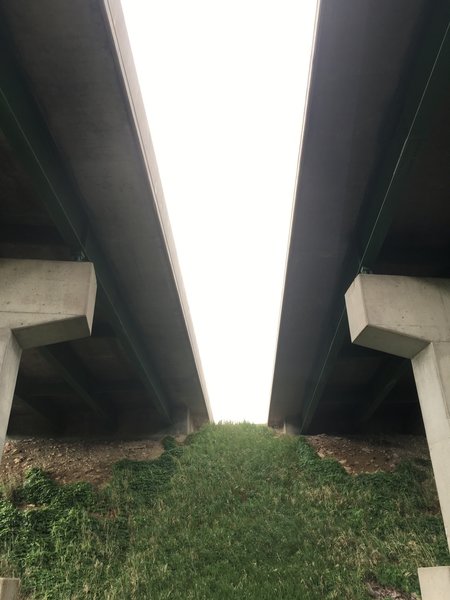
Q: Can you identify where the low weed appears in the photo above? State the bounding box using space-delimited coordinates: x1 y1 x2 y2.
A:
0 425 447 599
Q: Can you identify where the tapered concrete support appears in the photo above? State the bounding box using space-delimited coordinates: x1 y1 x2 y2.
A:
0 578 19 600
0 331 22 458
0 259 96 462
345 275 450 597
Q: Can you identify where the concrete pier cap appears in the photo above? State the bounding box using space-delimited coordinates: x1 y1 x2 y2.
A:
345 274 450 598
0 259 96 348
0 259 97 458
345 274 450 358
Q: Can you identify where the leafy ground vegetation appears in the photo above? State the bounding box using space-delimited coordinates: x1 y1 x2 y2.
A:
0 424 447 599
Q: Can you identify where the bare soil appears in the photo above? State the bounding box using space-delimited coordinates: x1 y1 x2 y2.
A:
0 432 431 600
0 437 185 487
306 433 430 475
0 432 430 491
366 580 419 600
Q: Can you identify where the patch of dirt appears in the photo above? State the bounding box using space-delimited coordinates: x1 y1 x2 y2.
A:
366 580 419 599
0 433 430 487
306 434 430 475
0 436 184 487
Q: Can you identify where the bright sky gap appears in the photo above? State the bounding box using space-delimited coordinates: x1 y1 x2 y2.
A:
121 1 317 423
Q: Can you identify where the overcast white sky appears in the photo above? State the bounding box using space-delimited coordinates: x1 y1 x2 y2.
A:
121 0 317 423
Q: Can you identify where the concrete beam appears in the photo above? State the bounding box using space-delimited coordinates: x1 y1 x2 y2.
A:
0 259 96 459
345 275 450 359
0 26 173 424
345 274 450 597
287 4 450 434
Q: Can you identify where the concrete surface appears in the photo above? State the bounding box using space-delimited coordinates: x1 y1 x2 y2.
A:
170 407 194 435
345 274 450 576
0 259 96 462
412 342 450 547
0 331 22 466
268 0 431 427
0 0 211 424
345 275 450 358
0 578 19 600
418 566 450 600
283 420 300 436
0 259 96 349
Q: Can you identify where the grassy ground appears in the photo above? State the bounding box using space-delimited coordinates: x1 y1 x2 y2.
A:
0 424 447 599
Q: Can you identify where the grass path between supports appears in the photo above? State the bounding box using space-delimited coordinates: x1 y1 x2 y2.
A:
0 423 448 599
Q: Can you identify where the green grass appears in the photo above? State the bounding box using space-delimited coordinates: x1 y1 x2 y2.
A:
0 424 447 599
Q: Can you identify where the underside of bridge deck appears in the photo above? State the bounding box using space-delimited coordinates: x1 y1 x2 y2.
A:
0 0 211 437
269 0 450 434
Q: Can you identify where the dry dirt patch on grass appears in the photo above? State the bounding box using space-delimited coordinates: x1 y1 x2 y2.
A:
0 437 184 487
306 434 429 474
1 434 430 486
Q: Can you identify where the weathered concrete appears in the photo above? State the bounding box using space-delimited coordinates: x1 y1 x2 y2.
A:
0 259 96 460
0 0 211 425
0 331 22 463
345 275 450 359
0 578 19 600
0 259 96 349
345 274 450 596
170 406 194 435
283 419 300 436
418 566 450 599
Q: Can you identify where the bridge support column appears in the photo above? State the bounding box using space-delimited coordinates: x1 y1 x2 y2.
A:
0 331 21 460
283 419 299 435
345 274 450 598
0 259 96 462
171 406 194 435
